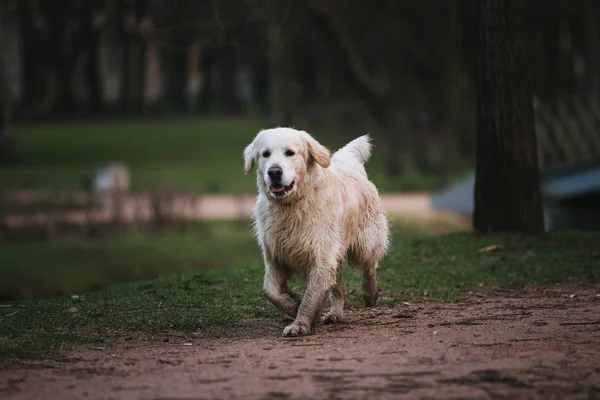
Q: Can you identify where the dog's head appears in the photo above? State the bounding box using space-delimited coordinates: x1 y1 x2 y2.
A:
243 127 330 200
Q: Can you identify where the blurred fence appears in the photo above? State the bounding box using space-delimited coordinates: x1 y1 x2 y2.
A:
0 189 440 241
536 96 600 171
0 189 255 241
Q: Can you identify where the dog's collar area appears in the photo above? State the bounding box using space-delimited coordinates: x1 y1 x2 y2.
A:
279 194 306 206
268 192 306 206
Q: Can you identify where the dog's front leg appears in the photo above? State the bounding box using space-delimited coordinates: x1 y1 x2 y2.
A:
282 265 335 337
262 261 300 318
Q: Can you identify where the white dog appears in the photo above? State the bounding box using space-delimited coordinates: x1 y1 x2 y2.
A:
243 127 389 337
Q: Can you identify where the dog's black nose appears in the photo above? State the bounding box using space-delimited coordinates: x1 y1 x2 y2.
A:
268 165 283 180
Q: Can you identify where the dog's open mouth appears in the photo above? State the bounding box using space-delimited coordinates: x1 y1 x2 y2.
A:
270 181 295 196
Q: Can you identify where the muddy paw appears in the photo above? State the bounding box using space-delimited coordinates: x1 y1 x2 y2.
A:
363 294 378 308
282 321 312 337
321 312 344 324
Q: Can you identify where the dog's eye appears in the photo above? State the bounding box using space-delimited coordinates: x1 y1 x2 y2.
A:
285 150 295 157
262 151 271 158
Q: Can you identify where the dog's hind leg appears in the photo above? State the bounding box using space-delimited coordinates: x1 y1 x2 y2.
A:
321 265 345 323
361 262 379 307
262 262 300 318
353 212 388 308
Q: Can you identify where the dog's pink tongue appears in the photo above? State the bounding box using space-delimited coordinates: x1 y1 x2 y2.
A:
271 185 285 193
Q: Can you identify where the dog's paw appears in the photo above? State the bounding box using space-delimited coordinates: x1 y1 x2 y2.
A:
321 312 344 324
363 293 378 308
282 320 312 337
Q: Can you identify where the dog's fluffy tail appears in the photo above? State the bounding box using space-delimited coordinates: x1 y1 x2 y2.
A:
332 135 372 169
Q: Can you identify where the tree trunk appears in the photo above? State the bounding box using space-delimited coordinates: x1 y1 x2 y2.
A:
584 0 599 97
471 0 544 234
126 34 145 113
0 11 14 164
442 1 463 172
18 0 36 113
185 42 203 113
83 6 103 113
268 0 295 126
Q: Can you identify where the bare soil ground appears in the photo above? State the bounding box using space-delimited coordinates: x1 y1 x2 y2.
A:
2 282 600 400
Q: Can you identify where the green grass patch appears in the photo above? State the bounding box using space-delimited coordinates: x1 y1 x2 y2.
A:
1 230 599 358
0 221 261 300
1 118 461 193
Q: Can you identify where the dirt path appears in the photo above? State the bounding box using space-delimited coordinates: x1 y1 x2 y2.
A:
2 283 600 400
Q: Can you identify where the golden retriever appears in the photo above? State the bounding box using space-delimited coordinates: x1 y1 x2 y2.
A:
243 127 389 336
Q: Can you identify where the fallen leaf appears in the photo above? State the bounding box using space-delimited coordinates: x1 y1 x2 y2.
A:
478 244 504 253
68 307 79 313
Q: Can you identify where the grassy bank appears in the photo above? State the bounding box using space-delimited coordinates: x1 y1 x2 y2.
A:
0 118 462 193
0 214 467 301
1 230 599 358
0 220 261 300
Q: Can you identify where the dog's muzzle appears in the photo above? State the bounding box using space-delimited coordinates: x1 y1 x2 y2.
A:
267 165 295 196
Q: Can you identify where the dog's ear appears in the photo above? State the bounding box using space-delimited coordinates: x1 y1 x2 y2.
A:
305 134 331 169
243 139 257 174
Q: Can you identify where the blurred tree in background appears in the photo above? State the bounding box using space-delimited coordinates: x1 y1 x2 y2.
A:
0 0 14 164
2 0 599 176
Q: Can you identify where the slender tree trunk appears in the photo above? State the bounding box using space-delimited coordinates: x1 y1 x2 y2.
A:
185 42 202 113
269 38 293 126
83 6 103 113
166 46 186 112
118 0 130 113
127 34 145 113
268 0 295 126
0 11 14 164
120 35 130 112
443 1 463 171
471 0 544 234
585 0 599 97
556 17 574 96
18 0 35 112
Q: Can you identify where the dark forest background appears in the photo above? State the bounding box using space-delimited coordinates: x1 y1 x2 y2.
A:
3 0 598 176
